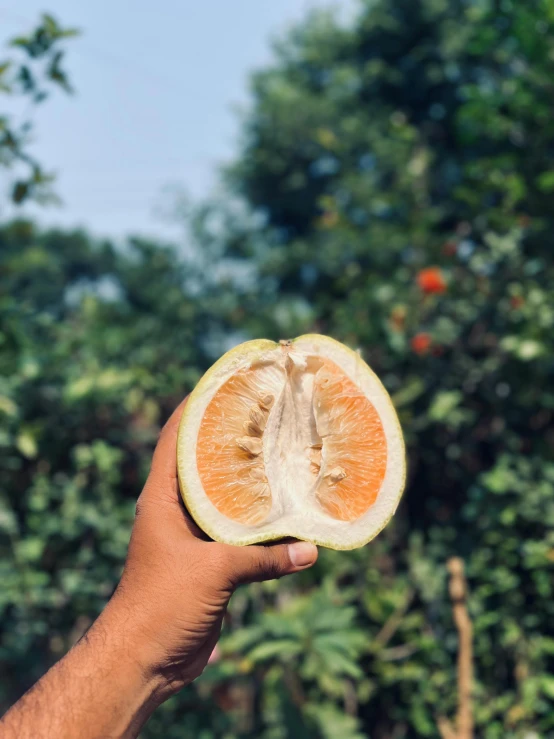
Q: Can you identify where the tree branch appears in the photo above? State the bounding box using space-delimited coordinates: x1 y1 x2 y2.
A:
437 557 474 739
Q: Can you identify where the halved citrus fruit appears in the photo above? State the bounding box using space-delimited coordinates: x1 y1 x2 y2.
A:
177 334 405 550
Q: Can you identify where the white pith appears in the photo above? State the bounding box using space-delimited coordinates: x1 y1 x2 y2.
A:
259 353 323 521
177 335 406 550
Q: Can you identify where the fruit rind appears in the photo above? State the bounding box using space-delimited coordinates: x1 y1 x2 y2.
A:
177 335 406 550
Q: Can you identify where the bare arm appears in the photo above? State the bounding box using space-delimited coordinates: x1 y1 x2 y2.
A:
0 400 318 739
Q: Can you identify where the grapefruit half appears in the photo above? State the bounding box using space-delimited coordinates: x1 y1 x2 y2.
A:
177 334 405 550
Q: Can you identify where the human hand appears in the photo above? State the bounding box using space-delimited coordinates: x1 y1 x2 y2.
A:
105 398 319 697
1 398 318 739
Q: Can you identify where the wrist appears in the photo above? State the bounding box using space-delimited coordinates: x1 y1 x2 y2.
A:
95 594 181 703
81 601 174 727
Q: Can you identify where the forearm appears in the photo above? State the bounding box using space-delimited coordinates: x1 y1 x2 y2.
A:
0 601 169 739
0 399 317 738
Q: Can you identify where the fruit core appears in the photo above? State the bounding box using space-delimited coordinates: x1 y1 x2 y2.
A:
196 342 387 526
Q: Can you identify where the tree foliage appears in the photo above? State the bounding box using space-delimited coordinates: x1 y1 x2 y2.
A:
2 1 554 737
0 14 78 208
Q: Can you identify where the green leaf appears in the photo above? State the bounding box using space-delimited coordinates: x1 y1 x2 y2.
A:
392 377 425 407
428 390 463 422
536 170 554 192
305 703 365 739
0 395 17 417
247 639 301 663
12 181 30 204
16 430 38 459
541 676 554 699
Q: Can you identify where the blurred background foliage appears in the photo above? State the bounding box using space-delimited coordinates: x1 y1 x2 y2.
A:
1 0 554 737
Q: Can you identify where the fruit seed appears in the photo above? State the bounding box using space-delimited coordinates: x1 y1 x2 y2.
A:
236 436 263 457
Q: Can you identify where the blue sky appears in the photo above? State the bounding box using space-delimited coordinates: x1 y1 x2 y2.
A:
1 1 351 240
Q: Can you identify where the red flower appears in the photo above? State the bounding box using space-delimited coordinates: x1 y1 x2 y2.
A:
442 241 457 257
416 267 447 294
510 295 525 310
411 333 432 355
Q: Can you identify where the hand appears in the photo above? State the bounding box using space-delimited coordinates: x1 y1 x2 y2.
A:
0 399 318 739
105 398 319 696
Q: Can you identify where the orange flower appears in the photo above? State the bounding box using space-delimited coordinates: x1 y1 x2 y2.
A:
411 333 432 355
416 267 447 294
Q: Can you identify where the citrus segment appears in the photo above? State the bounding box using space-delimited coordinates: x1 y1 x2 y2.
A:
313 361 387 521
196 363 282 524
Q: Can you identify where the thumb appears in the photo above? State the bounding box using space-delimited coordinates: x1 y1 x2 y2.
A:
221 540 318 586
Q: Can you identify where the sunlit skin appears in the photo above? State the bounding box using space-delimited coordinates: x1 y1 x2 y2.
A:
0 400 318 739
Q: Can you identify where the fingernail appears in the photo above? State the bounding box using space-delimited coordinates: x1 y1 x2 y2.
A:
288 541 318 568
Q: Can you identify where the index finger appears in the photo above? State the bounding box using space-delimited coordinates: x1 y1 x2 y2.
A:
148 396 189 486
139 396 210 539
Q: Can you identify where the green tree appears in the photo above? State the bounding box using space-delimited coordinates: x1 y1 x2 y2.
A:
0 14 78 208
2 2 554 738
0 219 231 713
188 1 554 736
